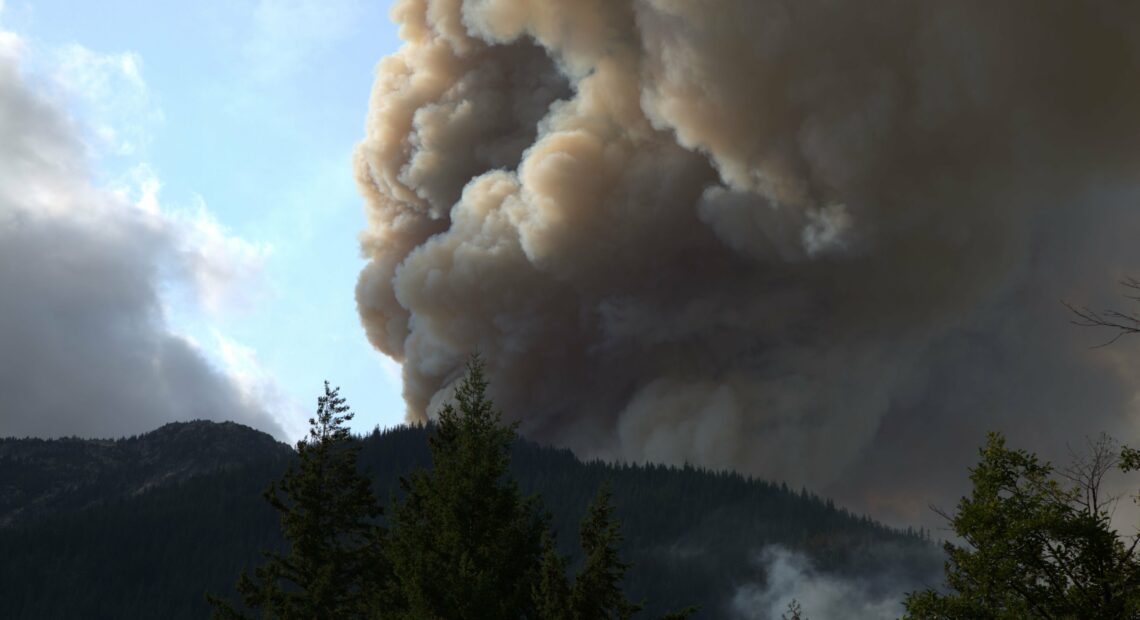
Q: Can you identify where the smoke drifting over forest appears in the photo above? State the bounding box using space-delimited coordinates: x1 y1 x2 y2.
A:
355 0 1140 520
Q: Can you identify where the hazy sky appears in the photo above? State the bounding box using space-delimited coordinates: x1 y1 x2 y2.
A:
0 0 407 440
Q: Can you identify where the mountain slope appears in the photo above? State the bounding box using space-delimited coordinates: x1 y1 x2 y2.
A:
0 420 292 526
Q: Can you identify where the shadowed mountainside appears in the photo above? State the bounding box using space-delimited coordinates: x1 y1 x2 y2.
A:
0 420 293 527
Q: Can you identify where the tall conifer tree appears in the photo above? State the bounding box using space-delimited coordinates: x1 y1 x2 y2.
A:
382 357 548 619
535 483 695 620
209 382 387 620
534 533 573 620
569 483 644 620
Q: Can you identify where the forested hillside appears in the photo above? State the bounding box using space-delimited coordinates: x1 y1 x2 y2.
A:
0 422 940 619
0 421 293 526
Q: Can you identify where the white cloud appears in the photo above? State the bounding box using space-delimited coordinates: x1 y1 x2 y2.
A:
0 20 287 440
15 33 273 318
212 329 308 441
48 43 163 156
177 199 274 313
111 164 274 315
12 33 274 319
0 27 18 63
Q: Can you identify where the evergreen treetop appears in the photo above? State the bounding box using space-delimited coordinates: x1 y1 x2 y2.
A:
209 382 386 620
383 356 548 619
569 483 644 620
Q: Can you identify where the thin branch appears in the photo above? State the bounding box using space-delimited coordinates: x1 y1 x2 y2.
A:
1057 434 1121 517
1064 303 1140 348
1064 279 1140 348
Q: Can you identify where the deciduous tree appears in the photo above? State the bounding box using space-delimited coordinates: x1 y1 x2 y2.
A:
903 433 1140 619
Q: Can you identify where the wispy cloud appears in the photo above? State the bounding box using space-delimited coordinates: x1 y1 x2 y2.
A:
48 43 163 156
15 35 273 319
111 165 274 316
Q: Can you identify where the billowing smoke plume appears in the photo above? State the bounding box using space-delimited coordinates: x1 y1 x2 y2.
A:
356 0 1140 522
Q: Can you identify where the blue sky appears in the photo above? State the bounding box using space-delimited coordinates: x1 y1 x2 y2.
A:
2 0 408 438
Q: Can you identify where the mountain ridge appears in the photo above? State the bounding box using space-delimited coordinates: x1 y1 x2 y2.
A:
0 420 941 618
0 419 291 526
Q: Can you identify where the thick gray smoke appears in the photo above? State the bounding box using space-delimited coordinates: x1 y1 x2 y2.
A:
0 40 284 440
356 0 1140 522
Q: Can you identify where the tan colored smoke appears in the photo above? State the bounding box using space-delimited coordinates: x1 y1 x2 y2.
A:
356 0 1140 520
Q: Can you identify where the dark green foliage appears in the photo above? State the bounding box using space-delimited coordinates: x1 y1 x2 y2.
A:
536 483 694 620
209 382 386 619
534 533 573 620
566 484 644 619
0 452 287 620
903 432 1140 619
381 358 548 619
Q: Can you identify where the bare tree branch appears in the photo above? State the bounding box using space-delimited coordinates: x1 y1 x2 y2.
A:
1065 278 1140 347
1057 434 1122 517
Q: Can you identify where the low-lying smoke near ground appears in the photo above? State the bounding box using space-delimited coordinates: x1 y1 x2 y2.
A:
732 546 911 620
355 0 1140 523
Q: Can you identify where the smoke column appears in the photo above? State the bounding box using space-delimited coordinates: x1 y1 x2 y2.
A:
355 0 1140 521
